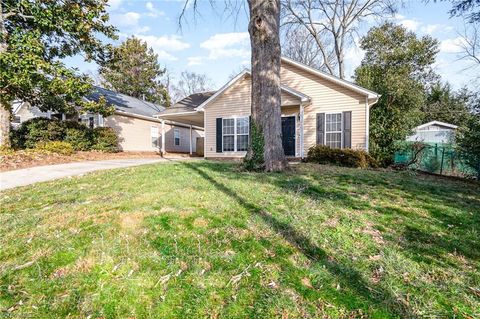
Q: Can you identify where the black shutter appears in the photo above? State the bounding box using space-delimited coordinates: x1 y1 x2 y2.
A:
343 111 352 149
316 113 325 145
216 118 223 153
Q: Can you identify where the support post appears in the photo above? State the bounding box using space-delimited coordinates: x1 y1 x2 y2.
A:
161 120 166 156
189 125 193 155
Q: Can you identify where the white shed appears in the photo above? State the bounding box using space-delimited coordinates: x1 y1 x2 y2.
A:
407 121 458 144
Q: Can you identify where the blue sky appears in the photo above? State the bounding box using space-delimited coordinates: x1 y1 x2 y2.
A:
66 0 479 90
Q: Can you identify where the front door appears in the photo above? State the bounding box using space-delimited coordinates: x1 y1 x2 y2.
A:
282 116 296 156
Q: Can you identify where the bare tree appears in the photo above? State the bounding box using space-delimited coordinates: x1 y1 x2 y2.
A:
181 0 287 171
459 22 480 68
170 71 214 103
282 26 336 70
282 0 397 79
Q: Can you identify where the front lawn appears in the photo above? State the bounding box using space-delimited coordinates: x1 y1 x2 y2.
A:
1 162 479 318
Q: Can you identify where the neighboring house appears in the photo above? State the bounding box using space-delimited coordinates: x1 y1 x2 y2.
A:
156 56 380 159
406 121 458 144
12 87 204 153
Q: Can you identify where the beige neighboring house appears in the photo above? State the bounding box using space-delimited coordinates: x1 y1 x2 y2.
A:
12 87 204 154
157 57 380 159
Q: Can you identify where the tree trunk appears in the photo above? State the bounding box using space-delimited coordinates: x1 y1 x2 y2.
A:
247 0 287 172
0 0 11 148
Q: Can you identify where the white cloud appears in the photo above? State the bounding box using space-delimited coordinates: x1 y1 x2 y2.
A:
137 35 191 61
392 14 421 32
400 19 420 32
421 24 441 35
111 11 141 27
440 37 466 53
110 11 151 34
146 2 165 17
199 32 250 60
187 57 204 66
107 0 122 11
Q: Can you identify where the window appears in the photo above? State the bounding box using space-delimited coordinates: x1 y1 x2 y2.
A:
236 117 249 151
325 113 342 149
222 118 235 151
13 116 21 124
223 117 249 152
174 128 180 146
151 126 159 148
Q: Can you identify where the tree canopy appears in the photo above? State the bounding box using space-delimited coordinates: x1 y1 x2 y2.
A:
354 22 439 165
423 83 474 127
99 37 170 106
0 0 117 147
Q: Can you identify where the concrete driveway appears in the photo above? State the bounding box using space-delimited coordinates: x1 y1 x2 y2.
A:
0 158 171 191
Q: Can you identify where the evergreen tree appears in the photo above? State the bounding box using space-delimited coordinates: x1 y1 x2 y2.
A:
99 37 170 106
354 22 439 165
423 83 473 127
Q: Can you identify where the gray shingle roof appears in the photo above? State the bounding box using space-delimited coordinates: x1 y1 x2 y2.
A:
88 86 165 118
161 91 216 115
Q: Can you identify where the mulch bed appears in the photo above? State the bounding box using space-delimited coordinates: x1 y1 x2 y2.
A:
0 150 161 172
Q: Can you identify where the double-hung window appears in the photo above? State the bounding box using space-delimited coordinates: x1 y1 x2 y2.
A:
222 117 249 152
174 128 181 146
151 126 159 148
325 113 342 149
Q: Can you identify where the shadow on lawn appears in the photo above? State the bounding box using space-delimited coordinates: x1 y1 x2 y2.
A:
182 162 414 318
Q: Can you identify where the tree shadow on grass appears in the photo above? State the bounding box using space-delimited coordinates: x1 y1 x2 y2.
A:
181 162 413 318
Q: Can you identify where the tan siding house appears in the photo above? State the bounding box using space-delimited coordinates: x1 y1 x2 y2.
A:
156 57 379 159
13 88 204 154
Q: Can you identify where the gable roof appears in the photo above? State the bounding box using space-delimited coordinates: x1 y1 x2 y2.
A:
87 86 165 118
281 56 380 99
415 120 458 130
161 91 216 115
194 70 311 111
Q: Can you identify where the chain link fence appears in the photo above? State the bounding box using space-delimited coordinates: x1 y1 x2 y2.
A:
394 142 477 178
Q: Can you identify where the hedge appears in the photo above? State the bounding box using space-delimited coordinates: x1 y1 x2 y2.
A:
306 145 378 169
11 118 118 153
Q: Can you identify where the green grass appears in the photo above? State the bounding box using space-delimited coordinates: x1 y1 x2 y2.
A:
1 162 479 318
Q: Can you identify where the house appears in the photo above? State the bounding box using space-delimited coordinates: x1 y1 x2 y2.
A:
156 56 380 159
12 87 204 153
406 121 458 144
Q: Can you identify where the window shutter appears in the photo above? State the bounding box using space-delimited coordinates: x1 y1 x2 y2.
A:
316 113 325 145
343 111 352 149
216 118 223 153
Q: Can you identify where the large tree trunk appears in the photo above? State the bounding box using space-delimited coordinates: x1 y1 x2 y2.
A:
247 0 287 172
0 1 11 148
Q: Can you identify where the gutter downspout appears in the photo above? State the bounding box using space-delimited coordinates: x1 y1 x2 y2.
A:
365 97 369 152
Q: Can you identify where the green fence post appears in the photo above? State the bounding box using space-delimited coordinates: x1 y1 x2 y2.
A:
440 146 445 175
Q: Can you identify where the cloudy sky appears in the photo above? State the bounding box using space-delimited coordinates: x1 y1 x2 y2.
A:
66 0 479 90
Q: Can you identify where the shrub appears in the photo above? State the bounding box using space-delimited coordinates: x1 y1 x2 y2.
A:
64 123 93 151
36 141 74 155
92 127 118 152
11 118 66 149
306 145 378 169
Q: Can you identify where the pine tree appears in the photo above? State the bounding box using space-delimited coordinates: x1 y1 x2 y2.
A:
99 37 170 106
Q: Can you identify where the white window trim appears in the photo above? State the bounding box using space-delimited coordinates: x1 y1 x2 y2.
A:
174 128 181 146
222 116 249 152
325 112 343 149
151 126 159 148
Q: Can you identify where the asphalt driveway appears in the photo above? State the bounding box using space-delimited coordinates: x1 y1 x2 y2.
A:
0 158 171 190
